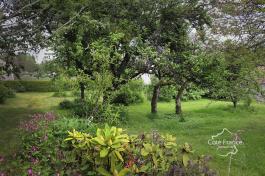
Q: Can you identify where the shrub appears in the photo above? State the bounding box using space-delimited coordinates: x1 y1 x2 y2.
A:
112 90 144 105
1 80 55 92
1 119 215 176
182 85 206 101
6 88 16 98
65 125 216 176
59 100 73 109
0 84 9 104
112 80 145 105
159 85 175 102
71 99 126 125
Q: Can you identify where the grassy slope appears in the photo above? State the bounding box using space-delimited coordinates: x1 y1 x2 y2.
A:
0 93 264 175
123 100 265 176
0 92 66 156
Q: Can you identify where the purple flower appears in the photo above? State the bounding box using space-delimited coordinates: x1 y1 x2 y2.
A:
31 146 38 152
0 156 4 163
27 168 33 176
0 172 6 176
19 112 56 132
31 158 39 165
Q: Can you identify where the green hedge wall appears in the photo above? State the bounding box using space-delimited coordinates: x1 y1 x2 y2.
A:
0 80 56 92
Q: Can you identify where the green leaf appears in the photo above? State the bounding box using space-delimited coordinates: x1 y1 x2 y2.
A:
115 151 124 162
141 149 149 156
183 153 190 167
97 167 112 176
118 168 130 176
100 148 109 157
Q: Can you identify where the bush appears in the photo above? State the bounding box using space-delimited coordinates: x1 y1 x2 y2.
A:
59 100 73 109
6 88 16 98
1 80 55 92
1 122 216 176
0 84 9 104
64 125 216 176
111 80 145 105
71 99 125 125
159 85 175 102
112 90 144 105
182 85 206 101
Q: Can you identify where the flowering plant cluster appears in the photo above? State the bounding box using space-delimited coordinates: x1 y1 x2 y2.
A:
1 115 215 176
19 112 56 132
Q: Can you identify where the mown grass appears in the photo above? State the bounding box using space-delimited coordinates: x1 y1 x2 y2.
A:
0 93 264 175
123 99 265 176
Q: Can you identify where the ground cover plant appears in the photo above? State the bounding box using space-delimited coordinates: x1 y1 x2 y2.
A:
0 93 265 175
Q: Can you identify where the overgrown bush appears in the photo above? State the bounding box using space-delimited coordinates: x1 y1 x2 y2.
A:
1 121 216 176
59 100 73 109
111 80 145 105
64 125 216 176
1 80 55 92
71 99 126 125
6 88 16 98
0 84 9 103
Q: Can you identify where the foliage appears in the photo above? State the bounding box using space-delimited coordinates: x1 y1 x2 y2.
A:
182 85 206 101
59 100 74 109
6 87 16 98
0 84 9 104
159 85 176 102
0 113 96 176
0 80 25 92
206 43 262 107
111 80 145 106
65 125 216 176
71 99 126 125
1 80 55 92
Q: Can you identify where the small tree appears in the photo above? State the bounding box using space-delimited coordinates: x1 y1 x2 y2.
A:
209 42 262 108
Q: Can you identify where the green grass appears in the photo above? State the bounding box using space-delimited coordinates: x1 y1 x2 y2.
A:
0 93 264 175
0 92 67 156
123 100 265 176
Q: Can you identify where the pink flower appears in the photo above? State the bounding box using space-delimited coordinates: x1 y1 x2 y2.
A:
0 156 4 163
27 168 33 176
31 146 38 152
31 158 39 165
0 172 6 176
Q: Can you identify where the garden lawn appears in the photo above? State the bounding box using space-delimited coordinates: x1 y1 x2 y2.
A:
0 92 67 156
124 99 265 176
0 93 264 176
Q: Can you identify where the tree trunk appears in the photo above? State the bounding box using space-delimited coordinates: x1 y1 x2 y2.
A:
151 84 160 113
175 85 186 115
232 100 237 108
80 82 85 100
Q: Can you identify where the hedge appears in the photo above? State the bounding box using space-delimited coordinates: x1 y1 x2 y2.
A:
0 80 56 92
